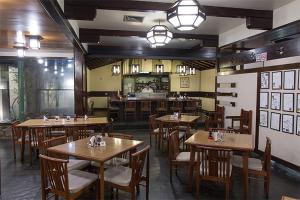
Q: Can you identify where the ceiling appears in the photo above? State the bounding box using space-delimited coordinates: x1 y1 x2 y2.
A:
0 0 73 51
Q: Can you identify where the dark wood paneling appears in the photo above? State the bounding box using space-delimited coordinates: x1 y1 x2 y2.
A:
219 37 300 68
220 20 300 51
65 0 273 30
74 44 85 115
79 28 218 47
217 92 238 97
88 46 216 60
86 57 122 69
87 91 115 97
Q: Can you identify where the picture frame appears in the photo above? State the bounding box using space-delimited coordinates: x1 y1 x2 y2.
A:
180 77 190 88
270 112 281 131
282 114 294 134
261 72 269 89
271 92 281 110
283 70 295 90
260 92 269 109
283 93 294 112
272 71 282 90
298 70 300 90
259 110 268 127
296 116 300 136
297 93 300 113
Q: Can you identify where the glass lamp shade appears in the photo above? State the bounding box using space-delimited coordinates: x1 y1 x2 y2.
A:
187 67 196 75
131 64 140 74
112 65 121 76
167 0 206 31
156 64 164 73
147 25 173 47
29 38 41 49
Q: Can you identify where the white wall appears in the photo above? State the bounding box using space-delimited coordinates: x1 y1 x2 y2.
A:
217 73 258 147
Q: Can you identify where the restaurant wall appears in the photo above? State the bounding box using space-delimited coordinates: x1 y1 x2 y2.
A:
200 69 216 111
217 73 257 146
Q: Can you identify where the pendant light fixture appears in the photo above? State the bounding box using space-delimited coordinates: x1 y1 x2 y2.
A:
14 31 27 57
112 65 121 76
25 35 43 50
167 0 206 31
146 21 173 48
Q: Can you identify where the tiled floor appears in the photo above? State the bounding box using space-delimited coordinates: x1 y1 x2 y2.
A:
0 129 299 200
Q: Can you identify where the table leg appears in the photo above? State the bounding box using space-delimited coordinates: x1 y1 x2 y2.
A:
99 162 105 200
187 146 195 192
243 151 249 200
20 128 26 163
186 125 191 151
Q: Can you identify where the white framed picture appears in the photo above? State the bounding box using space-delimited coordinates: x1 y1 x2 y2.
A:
260 110 268 127
282 114 294 134
271 92 281 110
270 112 281 131
283 93 294 112
261 72 269 89
272 71 282 90
260 92 269 109
283 70 295 90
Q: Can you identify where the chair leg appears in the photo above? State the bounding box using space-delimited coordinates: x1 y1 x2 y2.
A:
146 180 149 200
226 182 230 200
13 142 16 161
30 146 33 166
264 175 270 198
170 163 173 183
131 187 136 200
196 177 200 200
149 133 152 146
136 185 140 194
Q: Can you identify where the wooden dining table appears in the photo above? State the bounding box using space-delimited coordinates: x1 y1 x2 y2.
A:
47 136 144 200
185 130 254 199
17 117 110 162
156 114 200 149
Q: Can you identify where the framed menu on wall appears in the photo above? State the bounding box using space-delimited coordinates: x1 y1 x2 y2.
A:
271 92 281 110
260 92 269 109
283 93 294 112
272 71 282 90
298 70 300 90
297 116 300 136
283 70 295 90
261 72 269 89
297 94 300 113
282 114 294 134
270 112 281 131
260 110 268 127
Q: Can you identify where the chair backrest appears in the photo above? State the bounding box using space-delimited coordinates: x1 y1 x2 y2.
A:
30 127 47 148
193 146 232 181
42 136 68 159
186 100 197 107
172 100 182 108
263 137 271 172
125 101 136 109
141 101 151 111
148 114 157 130
130 145 150 186
11 121 21 141
157 100 167 109
215 106 225 127
169 130 180 161
72 127 90 141
240 109 252 134
210 128 237 134
88 101 94 115
39 154 69 196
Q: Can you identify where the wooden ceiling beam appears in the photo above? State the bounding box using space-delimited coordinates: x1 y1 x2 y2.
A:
87 45 216 61
79 28 218 47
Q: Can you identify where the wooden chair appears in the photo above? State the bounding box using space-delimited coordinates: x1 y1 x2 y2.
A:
156 100 168 116
192 146 233 200
11 121 24 160
169 130 196 183
158 121 185 151
124 101 136 120
205 105 225 131
148 114 159 146
232 137 271 198
140 101 151 119
108 97 121 121
184 100 197 115
29 127 48 165
103 145 150 200
39 155 98 200
170 100 183 113
227 109 252 134
42 136 90 171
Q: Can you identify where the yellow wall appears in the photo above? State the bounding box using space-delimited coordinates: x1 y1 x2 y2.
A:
200 69 216 111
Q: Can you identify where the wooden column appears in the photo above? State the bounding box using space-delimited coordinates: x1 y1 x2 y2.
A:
74 44 87 115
